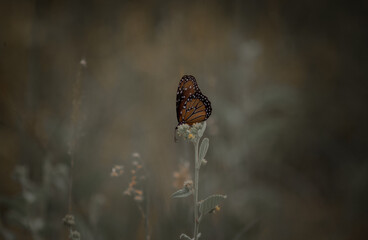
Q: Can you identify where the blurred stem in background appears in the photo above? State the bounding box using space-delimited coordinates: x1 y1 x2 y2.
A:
63 59 86 240
113 153 151 240
67 58 85 213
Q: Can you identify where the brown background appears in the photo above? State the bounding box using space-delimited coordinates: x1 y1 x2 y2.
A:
0 0 367 239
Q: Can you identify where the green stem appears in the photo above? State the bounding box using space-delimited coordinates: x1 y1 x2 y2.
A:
193 139 200 240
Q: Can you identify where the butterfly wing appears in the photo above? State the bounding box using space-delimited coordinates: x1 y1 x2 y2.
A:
176 75 201 122
179 92 212 125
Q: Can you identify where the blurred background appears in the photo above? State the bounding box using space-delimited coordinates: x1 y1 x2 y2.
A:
1 0 367 239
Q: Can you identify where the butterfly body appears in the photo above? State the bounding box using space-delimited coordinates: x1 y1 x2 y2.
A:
176 75 212 127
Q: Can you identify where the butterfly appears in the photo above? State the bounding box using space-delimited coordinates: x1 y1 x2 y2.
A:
175 75 212 130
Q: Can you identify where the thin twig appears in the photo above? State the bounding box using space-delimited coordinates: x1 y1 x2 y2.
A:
144 184 150 240
133 156 150 240
68 61 84 213
68 153 74 213
136 201 150 240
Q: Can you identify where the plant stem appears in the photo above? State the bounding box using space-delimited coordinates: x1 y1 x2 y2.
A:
193 139 200 240
145 190 150 240
137 202 150 240
68 153 74 213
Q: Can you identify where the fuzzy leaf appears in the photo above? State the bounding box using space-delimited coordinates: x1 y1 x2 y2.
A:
199 194 227 216
179 233 201 240
199 138 209 162
197 121 206 138
171 187 192 199
179 233 192 240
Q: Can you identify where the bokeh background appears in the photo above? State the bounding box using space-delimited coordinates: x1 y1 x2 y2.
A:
1 0 367 239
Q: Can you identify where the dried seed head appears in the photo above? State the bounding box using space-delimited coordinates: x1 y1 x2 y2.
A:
184 180 193 191
110 165 124 177
62 214 75 227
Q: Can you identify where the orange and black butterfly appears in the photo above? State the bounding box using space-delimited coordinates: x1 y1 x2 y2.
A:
175 75 212 130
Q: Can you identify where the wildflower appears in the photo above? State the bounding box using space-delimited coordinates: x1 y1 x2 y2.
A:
110 165 124 177
172 161 191 188
215 205 221 212
183 180 193 191
135 189 143 196
176 122 207 143
129 179 137 188
80 58 87 68
69 229 81 240
209 205 221 214
134 195 144 202
123 188 132 196
62 214 75 227
132 152 141 158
